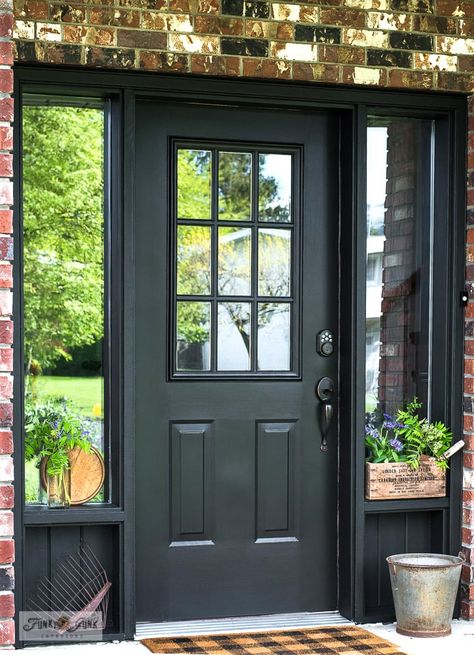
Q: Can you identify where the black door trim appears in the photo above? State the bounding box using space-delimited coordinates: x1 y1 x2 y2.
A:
13 65 466 642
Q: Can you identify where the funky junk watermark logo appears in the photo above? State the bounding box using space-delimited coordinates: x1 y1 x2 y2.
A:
19 611 104 641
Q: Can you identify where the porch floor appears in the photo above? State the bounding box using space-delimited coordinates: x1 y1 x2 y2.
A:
20 620 474 654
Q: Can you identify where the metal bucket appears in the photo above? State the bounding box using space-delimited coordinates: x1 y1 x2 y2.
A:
386 553 464 638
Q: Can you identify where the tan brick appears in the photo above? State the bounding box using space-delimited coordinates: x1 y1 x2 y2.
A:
437 36 474 55
270 41 317 61
366 11 411 31
414 53 457 71
343 28 389 48
168 32 219 52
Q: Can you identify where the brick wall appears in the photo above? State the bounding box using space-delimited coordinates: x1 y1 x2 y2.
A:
5 0 474 642
463 94 474 621
9 0 474 92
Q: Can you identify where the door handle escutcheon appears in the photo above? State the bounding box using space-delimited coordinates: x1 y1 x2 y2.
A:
316 377 335 452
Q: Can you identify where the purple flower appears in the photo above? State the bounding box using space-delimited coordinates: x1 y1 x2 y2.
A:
389 438 403 452
365 425 379 439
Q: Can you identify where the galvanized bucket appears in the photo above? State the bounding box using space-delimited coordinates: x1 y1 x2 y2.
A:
386 553 464 638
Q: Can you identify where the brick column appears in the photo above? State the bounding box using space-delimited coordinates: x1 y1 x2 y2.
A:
463 94 474 620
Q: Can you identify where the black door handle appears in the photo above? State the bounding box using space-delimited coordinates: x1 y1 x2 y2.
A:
315 377 335 452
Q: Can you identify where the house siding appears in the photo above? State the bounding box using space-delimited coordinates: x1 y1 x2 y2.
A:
4 0 474 646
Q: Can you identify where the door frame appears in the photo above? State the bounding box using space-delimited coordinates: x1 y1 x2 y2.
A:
13 65 466 642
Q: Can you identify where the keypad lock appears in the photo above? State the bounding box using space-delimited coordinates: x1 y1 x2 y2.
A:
316 329 334 357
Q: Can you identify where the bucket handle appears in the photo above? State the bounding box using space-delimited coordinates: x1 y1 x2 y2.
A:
459 551 466 562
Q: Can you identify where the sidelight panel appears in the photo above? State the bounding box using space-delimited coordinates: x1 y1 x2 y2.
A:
365 118 434 417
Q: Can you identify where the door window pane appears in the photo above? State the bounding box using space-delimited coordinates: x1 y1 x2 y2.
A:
258 154 292 223
22 103 106 505
177 225 211 295
177 149 212 220
177 301 211 371
174 144 298 376
258 303 291 371
218 152 252 221
218 226 252 296
217 303 251 371
365 118 433 417
258 228 291 297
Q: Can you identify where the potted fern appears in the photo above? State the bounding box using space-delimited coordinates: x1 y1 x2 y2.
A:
25 399 92 508
365 398 453 500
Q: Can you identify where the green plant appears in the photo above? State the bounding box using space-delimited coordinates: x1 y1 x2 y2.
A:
365 398 452 469
24 398 92 485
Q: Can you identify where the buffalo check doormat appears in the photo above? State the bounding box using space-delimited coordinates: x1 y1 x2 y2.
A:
142 626 408 655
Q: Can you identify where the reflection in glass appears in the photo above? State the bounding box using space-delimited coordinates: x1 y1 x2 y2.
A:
176 302 211 371
177 149 212 220
257 303 290 371
177 225 211 295
218 152 252 221
218 227 251 296
218 303 251 371
22 104 105 504
258 228 291 297
259 154 292 223
365 118 433 418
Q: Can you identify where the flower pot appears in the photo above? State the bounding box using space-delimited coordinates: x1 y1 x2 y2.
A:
387 553 463 637
365 459 446 500
46 469 71 508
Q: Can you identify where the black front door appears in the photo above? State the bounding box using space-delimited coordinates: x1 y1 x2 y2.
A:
135 100 340 623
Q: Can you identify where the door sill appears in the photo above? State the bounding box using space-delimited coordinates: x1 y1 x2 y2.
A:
135 611 351 639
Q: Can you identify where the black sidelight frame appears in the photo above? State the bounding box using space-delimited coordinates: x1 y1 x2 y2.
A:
13 65 466 644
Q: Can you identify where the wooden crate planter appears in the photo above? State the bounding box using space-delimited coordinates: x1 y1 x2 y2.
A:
365 460 446 500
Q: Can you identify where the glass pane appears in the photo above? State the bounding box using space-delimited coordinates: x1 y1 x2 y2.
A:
218 227 251 296
217 303 251 371
22 104 105 505
176 302 211 371
257 303 291 371
365 118 433 418
258 228 291 297
177 225 211 295
258 154 292 223
177 149 212 220
218 151 252 221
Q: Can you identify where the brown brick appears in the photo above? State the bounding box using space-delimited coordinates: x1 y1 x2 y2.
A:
0 404 12 428
0 212 11 235
462 599 474 619
293 62 340 83
438 72 474 92
191 53 240 75
89 8 140 27
0 432 12 456
50 3 86 22
465 415 474 433
243 57 291 78
412 14 456 33
169 0 190 10
0 486 13 510
320 7 365 27
63 25 115 45
195 15 243 35
198 0 219 13
388 68 433 89
0 540 14 565
437 0 474 17
17 0 49 19
0 14 13 38
459 55 474 73
0 619 14 645
139 49 189 71
85 46 135 68
460 19 474 37
0 43 12 67
0 592 14 618
319 44 364 64
117 28 166 48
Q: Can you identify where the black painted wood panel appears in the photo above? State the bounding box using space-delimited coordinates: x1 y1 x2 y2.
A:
256 421 295 540
171 422 214 543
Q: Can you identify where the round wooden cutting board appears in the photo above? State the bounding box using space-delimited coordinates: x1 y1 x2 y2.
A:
40 446 105 505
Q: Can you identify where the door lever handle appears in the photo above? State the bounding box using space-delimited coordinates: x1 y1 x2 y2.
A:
315 377 335 452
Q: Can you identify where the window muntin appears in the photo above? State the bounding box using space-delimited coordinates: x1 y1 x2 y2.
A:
173 144 298 377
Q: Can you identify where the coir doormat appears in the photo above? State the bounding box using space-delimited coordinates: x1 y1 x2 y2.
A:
142 626 407 655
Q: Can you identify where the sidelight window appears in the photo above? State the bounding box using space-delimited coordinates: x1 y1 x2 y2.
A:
173 145 298 377
365 117 434 417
